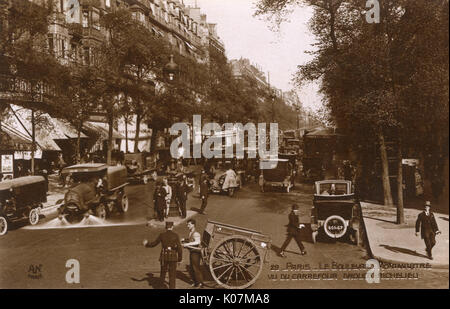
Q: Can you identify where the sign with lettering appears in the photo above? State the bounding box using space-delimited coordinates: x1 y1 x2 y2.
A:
1 154 13 173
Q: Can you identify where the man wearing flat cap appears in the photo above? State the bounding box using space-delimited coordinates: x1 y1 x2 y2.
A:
415 201 441 260
143 221 183 288
279 204 307 257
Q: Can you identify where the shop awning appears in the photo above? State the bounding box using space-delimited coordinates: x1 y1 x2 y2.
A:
83 121 125 140
2 107 61 151
51 118 87 139
0 124 33 151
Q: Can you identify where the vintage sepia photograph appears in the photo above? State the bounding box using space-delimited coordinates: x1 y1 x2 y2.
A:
0 0 448 292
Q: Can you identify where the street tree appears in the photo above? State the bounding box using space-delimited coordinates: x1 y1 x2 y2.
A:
0 0 65 173
58 63 102 163
256 0 449 223
101 8 171 153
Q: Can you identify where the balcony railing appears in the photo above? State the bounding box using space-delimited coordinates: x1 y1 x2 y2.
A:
81 26 105 41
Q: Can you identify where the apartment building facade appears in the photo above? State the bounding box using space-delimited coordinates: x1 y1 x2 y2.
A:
230 57 283 98
46 0 224 65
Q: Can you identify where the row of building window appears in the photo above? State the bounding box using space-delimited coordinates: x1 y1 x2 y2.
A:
48 35 92 65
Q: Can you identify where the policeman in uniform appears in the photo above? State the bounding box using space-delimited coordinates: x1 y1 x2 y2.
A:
199 170 209 214
415 201 441 260
143 221 183 289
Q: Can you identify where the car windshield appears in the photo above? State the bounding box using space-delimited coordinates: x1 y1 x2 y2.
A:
318 183 348 195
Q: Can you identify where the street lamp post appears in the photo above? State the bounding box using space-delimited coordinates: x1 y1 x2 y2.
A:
295 105 300 131
162 54 179 154
164 54 179 84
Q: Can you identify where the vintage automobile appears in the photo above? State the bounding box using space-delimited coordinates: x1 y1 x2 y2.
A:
58 164 129 223
310 180 361 244
124 152 157 184
259 158 294 193
282 138 301 155
209 166 242 197
282 129 297 140
0 176 47 235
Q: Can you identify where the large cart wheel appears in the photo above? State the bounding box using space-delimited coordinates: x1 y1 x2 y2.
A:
0 216 8 236
95 203 107 220
118 194 129 213
209 235 263 289
29 208 40 225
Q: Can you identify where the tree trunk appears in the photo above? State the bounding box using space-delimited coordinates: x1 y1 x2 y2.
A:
397 138 404 224
125 116 128 153
134 113 141 153
31 109 35 175
378 131 394 206
150 127 159 154
107 116 113 165
76 122 82 164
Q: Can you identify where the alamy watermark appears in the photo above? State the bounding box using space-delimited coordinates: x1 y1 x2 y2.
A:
365 0 380 23
169 115 279 169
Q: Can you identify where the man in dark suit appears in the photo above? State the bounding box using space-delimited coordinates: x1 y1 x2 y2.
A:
279 204 307 257
415 201 441 260
176 175 188 218
199 170 209 215
153 181 167 222
143 221 183 289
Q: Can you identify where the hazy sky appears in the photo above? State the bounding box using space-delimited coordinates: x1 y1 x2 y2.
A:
184 0 322 111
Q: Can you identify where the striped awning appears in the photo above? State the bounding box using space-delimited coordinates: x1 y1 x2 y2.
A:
83 121 125 140
0 124 33 151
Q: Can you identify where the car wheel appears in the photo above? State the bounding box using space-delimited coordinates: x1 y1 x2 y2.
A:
0 216 8 236
29 208 40 226
118 194 129 213
95 204 107 220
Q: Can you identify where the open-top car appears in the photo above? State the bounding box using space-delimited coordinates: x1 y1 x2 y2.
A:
259 158 294 193
58 164 129 223
310 180 361 244
209 165 242 197
0 176 47 235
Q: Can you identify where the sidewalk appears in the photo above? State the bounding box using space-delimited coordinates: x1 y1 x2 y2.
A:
361 201 449 268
